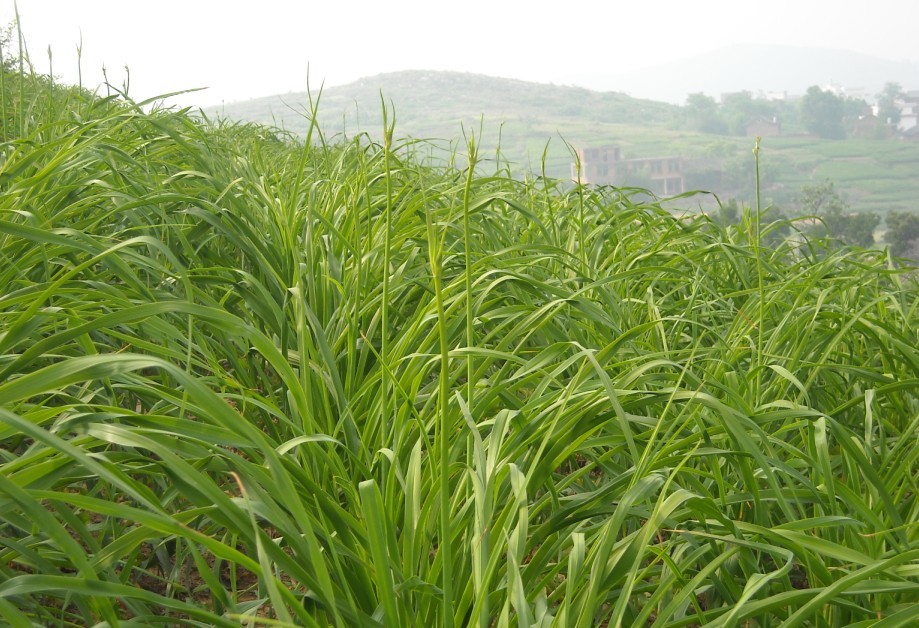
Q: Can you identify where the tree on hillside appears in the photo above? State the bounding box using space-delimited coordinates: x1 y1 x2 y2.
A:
713 198 740 226
0 21 17 71
842 97 871 131
683 93 727 134
720 91 776 136
876 82 903 126
800 180 878 248
800 180 847 215
885 211 919 258
800 86 846 139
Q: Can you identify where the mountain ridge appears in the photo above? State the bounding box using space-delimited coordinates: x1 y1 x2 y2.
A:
210 69 678 137
565 44 919 103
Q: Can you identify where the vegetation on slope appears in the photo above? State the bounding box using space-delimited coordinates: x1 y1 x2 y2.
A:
218 70 678 135
1 59 919 626
212 71 919 218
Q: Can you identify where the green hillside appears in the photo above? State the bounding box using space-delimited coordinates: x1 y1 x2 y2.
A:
212 70 678 135
211 71 919 216
209 70 680 176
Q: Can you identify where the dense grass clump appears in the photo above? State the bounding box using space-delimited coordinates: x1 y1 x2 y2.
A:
1 65 918 627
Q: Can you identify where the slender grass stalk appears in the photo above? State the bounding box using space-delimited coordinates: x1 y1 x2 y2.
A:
15 6 24 138
424 180 455 628
752 136 766 403
381 97 395 455
0 37 6 142
463 132 477 410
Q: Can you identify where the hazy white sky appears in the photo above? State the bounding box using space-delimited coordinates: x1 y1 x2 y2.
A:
2 0 915 107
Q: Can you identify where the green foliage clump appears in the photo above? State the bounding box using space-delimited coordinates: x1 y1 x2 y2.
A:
886 210 919 258
876 82 904 126
720 91 776 136
683 92 728 134
798 180 880 248
1 58 918 627
800 86 847 140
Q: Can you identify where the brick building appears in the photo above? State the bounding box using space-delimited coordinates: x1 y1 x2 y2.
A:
572 146 685 196
745 116 782 138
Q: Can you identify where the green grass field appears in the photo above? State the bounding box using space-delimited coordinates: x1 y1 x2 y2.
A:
2 63 919 626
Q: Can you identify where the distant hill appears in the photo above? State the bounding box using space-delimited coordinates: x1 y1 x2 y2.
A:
207 70 678 166
566 44 919 104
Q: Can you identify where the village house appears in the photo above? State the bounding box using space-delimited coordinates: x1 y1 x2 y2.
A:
572 146 685 196
896 97 918 132
902 126 919 142
745 116 781 138
852 113 889 139
871 91 919 133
